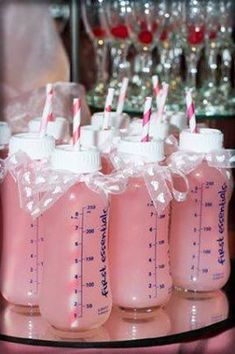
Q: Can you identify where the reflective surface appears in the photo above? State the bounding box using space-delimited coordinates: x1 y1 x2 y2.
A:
0 259 234 348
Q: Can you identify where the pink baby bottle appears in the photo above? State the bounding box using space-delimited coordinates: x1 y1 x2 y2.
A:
0 133 55 307
39 146 112 332
80 125 120 174
109 137 172 311
28 116 70 144
170 128 233 292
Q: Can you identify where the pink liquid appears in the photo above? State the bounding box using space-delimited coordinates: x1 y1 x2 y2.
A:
0 174 44 306
101 154 114 175
92 26 107 39
187 25 205 45
0 147 8 266
109 177 172 310
165 290 228 332
40 182 112 332
170 162 233 292
111 24 129 39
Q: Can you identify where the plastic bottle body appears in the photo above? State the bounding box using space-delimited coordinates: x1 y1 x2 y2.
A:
40 182 112 332
109 176 172 310
170 162 233 292
0 174 44 306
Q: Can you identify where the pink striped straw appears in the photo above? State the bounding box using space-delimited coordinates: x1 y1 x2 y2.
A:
46 84 55 122
40 83 54 137
102 88 115 130
152 75 160 107
156 82 169 122
116 77 129 114
73 98 81 150
141 97 152 142
186 89 197 133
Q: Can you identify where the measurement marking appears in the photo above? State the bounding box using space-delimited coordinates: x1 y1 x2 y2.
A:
80 207 86 318
197 184 204 277
35 218 39 294
154 212 158 298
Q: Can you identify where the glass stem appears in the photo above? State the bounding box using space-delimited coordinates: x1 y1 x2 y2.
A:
206 47 218 90
159 47 172 83
186 50 199 89
94 42 108 85
110 43 130 82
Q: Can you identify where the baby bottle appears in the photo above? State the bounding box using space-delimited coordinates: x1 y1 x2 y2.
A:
0 133 55 307
109 137 172 310
40 146 112 332
0 122 11 159
28 116 70 144
165 289 228 332
169 128 233 292
80 125 120 174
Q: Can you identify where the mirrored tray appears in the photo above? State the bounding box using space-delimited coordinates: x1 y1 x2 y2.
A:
0 260 234 349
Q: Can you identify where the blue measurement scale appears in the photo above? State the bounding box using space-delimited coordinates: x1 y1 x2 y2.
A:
190 181 214 282
29 218 43 298
70 205 97 324
147 201 168 300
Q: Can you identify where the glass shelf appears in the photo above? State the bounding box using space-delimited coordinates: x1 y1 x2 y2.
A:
87 93 235 120
0 261 234 349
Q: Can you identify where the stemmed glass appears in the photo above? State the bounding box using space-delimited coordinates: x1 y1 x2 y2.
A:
81 0 110 106
217 0 234 110
105 0 131 93
125 0 158 108
184 0 206 96
200 1 221 113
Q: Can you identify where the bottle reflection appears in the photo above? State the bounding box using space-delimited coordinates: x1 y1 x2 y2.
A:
46 324 110 342
2 303 49 339
104 306 171 340
165 290 229 333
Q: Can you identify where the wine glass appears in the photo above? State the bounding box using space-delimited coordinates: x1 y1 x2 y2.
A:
81 0 110 106
124 0 158 109
200 1 221 113
105 0 131 94
184 0 206 95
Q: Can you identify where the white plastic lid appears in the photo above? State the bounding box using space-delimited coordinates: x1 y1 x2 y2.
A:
117 136 165 163
179 128 224 153
51 145 101 174
91 112 130 129
9 133 55 160
80 125 119 153
170 112 187 131
0 122 11 146
128 118 142 136
28 117 70 141
128 116 169 140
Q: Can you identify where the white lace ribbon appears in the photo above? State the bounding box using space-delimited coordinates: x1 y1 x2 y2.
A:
168 149 235 175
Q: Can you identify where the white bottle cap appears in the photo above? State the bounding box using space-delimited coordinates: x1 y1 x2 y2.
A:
0 122 11 146
28 117 70 141
128 116 169 140
179 128 223 153
150 120 170 140
9 133 55 160
128 118 142 136
117 136 165 163
170 112 187 131
51 145 101 174
80 125 119 153
91 112 130 129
